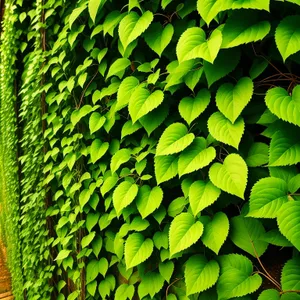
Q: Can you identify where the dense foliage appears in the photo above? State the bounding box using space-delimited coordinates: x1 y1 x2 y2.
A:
1 0 300 299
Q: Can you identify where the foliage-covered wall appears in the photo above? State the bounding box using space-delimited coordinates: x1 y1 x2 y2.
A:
1 0 300 299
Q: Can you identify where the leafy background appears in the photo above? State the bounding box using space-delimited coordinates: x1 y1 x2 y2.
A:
1 0 300 299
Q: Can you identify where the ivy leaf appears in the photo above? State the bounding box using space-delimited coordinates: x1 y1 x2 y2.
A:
178 137 216 177
277 201 300 251
221 11 271 48
179 88 211 125
201 212 229 254
136 185 163 219
81 231 96 248
159 261 174 283
245 142 269 167
269 130 300 166
88 0 104 23
116 76 140 111
281 258 300 291
208 112 245 149
79 189 91 208
217 254 262 299
106 58 131 79
156 123 195 156
90 139 109 164
177 27 222 63
185 255 219 295
230 216 268 257
169 212 204 256
215 77 253 123
258 289 280 300
119 11 154 51
203 48 241 87
115 284 135 300
55 249 72 261
103 11 125 37
189 180 221 216
209 154 248 199
69 3 88 28
89 112 106 134
262 229 292 247
86 260 99 283
121 120 142 139
265 86 300 127
247 177 289 218
154 155 178 185
71 105 93 126
138 272 165 299
110 149 131 173
124 233 154 269
144 23 174 56
128 86 164 123
112 181 139 216
275 15 300 61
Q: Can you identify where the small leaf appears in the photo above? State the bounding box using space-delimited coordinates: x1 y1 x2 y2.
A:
89 112 106 134
87 260 99 283
90 139 109 164
110 149 131 173
245 142 269 167
159 261 174 283
81 231 96 248
281 257 300 291
55 250 71 261
88 0 104 23
138 272 165 299
106 58 131 79
154 155 178 185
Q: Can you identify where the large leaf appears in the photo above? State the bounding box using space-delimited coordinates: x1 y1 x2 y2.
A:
178 88 211 125
258 289 280 300
215 77 253 123
119 11 153 51
265 86 300 127
217 254 262 299
177 27 222 63
230 216 268 257
169 212 203 256
138 272 165 299
112 181 139 216
124 233 153 269
128 86 164 123
208 112 245 149
189 180 221 216
277 201 300 251
136 185 163 218
221 11 270 49
88 0 104 23
156 123 195 156
201 212 229 254
154 155 178 185
185 255 219 295
247 177 289 218
144 23 174 56
281 258 300 291
275 15 300 61
178 137 216 177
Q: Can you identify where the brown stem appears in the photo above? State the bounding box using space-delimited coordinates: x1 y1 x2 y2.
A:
280 290 300 295
166 278 183 297
77 70 98 108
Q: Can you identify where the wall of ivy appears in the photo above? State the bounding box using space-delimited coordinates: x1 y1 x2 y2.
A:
1 0 300 299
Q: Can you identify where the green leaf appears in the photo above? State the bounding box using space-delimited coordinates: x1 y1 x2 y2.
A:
258 289 280 300
262 229 292 247
71 105 93 126
116 76 140 111
124 233 154 269
230 216 268 257
245 142 269 167
86 213 100 232
101 174 118 196
98 257 109 277
144 23 174 56
155 155 178 185
88 0 104 23
169 212 204 256
113 181 139 216
106 58 131 79
265 86 300 127
189 180 221 216
103 11 125 37
110 149 131 173
217 254 262 299
178 137 216 177
121 120 142 139
119 11 154 51
275 15 300 61
156 123 195 156
208 112 245 149
277 201 300 251
201 212 229 254
69 3 88 28
128 86 164 123
221 11 270 48
115 284 135 300
136 185 163 219
179 89 211 125
138 272 165 298
216 77 253 123
203 48 240 87
281 257 300 291
269 130 300 166
159 261 174 283
185 255 219 295
162 0 173 9
79 189 91 208
247 177 289 218
90 139 109 164
89 112 106 134
55 249 72 261
177 27 222 63
86 260 99 283
209 154 248 199
81 231 96 249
